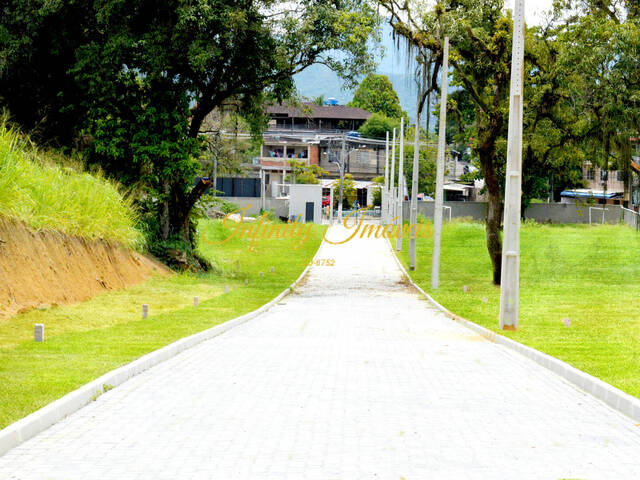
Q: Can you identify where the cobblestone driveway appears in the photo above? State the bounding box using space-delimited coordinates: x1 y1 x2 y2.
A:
2 226 640 479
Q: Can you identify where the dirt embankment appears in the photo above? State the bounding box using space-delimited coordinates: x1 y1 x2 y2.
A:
0 218 169 319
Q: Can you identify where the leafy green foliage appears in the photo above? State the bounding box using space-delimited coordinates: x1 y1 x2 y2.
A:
403 143 437 197
348 73 408 120
0 0 380 267
287 160 328 184
358 112 401 139
334 173 357 208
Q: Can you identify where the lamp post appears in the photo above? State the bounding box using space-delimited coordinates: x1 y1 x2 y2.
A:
432 36 450 289
390 128 397 221
396 117 405 251
409 105 420 270
384 131 389 224
499 0 525 330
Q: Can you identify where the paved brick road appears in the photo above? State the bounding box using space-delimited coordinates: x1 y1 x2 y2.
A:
2 226 640 479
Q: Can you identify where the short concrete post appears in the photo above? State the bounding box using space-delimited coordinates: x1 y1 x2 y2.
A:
142 304 149 319
270 266 274 273
34 324 44 342
225 285 229 294
260 272 263 278
194 296 199 307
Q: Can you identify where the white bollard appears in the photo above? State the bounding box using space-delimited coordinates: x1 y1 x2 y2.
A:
260 272 263 278
194 296 199 307
34 324 44 342
225 285 229 294
270 267 274 273
142 304 149 319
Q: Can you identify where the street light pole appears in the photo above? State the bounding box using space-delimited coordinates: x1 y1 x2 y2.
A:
432 36 450 289
390 128 397 221
499 0 525 330
338 134 346 222
384 131 389 224
396 117 405 251
409 99 421 270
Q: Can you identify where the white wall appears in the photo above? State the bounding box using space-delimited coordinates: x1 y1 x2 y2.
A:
288 184 323 224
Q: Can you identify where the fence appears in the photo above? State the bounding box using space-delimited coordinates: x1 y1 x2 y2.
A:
622 207 640 231
398 201 639 229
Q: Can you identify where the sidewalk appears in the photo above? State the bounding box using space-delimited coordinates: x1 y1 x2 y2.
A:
1 225 640 479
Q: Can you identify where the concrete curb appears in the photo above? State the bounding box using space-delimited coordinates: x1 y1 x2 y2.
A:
0 243 324 458
387 239 640 423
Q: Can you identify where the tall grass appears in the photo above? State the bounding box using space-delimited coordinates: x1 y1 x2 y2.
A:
0 121 142 247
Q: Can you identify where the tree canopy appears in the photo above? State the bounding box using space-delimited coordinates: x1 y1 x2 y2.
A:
0 0 381 268
378 0 640 284
348 73 406 119
358 112 401 139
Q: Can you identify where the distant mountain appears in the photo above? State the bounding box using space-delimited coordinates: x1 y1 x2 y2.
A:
293 23 438 129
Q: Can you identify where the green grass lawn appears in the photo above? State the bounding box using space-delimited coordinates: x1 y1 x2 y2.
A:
398 221 640 399
0 219 325 429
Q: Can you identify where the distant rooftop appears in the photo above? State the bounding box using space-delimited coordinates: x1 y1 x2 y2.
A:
266 103 371 121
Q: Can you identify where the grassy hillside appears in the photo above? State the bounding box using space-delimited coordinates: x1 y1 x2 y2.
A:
0 121 142 247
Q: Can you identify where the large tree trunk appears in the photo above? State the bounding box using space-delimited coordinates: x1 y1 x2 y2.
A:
169 178 212 243
485 181 503 285
478 127 503 285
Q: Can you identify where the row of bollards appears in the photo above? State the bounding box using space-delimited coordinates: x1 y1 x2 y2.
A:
35 266 278 341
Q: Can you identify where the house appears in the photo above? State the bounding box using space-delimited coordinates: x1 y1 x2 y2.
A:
257 102 388 197
266 102 371 133
561 162 625 205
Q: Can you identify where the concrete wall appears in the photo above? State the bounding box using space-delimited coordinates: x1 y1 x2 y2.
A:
215 197 289 218
400 201 627 225
288 184 323 224
525 203 622 224
401 201 487 221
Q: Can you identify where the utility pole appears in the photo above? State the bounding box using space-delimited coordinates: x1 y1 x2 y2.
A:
261 169 266 211
396 117 405 251
432 37 450 289
211 131 220 198
390 128 396 221
499 0 525 330
384 131 390 224
409 101 421 270
338 134 346 222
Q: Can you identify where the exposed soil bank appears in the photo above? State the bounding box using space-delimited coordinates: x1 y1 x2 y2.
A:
0 218 168 319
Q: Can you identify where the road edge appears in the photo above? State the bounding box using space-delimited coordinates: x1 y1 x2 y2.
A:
387 238 640 423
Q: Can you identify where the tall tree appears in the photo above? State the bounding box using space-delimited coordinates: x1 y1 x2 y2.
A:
0 0 380 267
380 0 513 284
348 73 407 120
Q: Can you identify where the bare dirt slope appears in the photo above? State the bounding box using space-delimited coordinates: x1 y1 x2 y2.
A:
0 218 168 319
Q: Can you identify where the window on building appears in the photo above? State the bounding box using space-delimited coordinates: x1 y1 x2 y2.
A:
585 168 595 180
601 170 608 182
